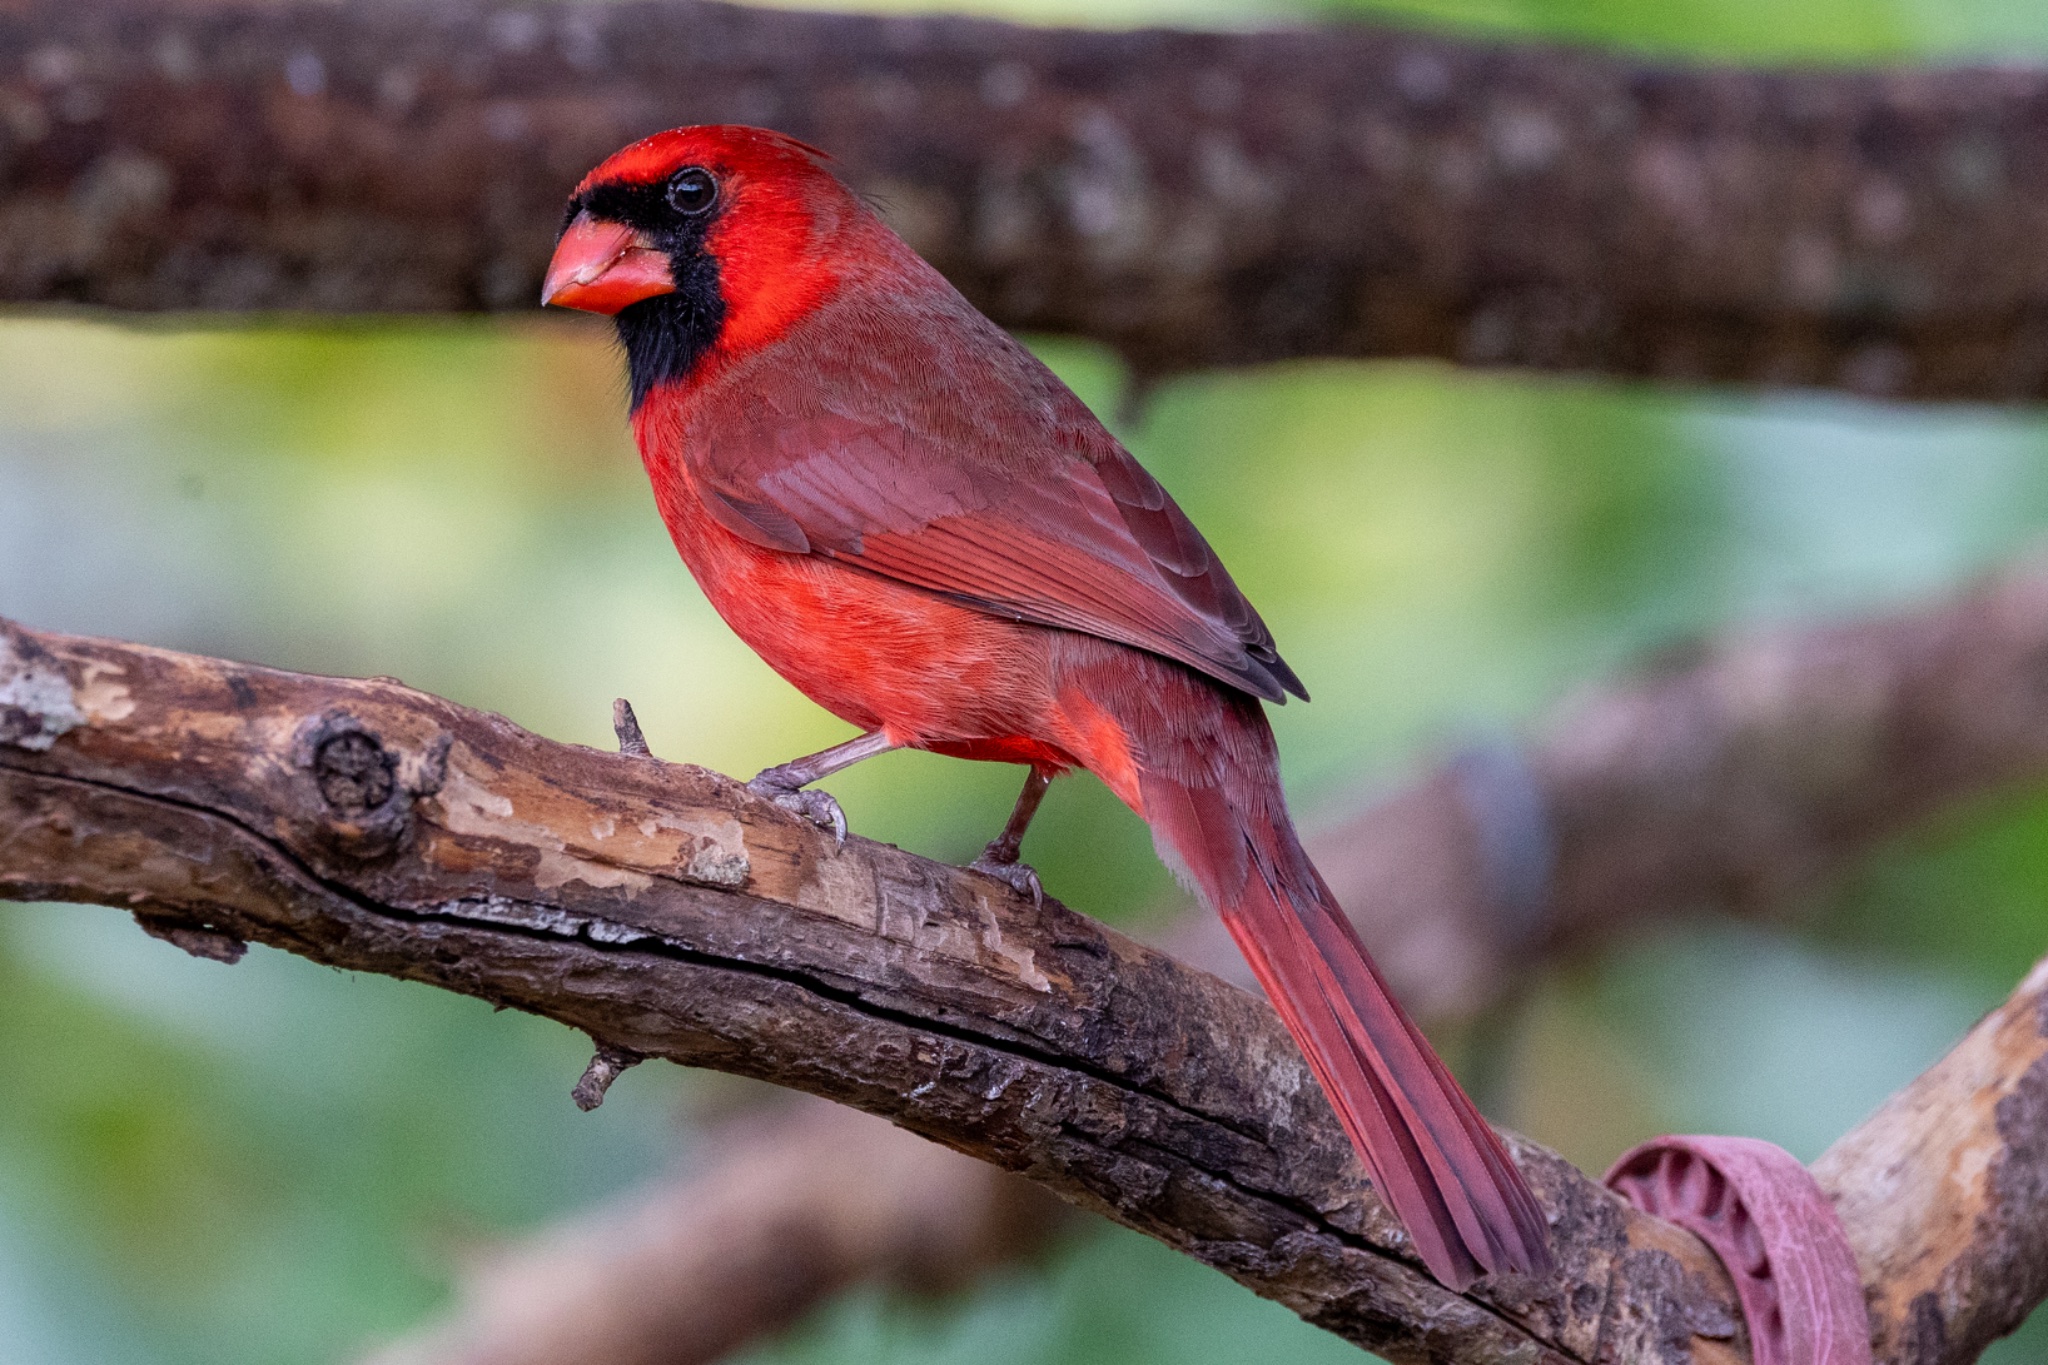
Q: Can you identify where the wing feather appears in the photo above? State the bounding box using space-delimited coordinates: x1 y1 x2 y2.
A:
686 272 1306 703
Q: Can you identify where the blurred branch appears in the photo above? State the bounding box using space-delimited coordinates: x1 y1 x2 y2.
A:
10 1 2048 397
1226 550 2048 1020
366 1096 1069 1365
377 553 2048 1365
0 615 1744 1365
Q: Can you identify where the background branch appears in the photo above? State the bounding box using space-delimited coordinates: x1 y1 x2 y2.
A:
376 552 2048 1365
9 0 2048 397
366 1096 1068 1365
1211 550 2048 1019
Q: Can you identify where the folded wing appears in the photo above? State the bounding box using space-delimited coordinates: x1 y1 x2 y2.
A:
686 283 1305 704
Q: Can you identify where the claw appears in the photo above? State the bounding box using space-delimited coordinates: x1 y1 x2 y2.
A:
747 776 847 848
969 855 1044 908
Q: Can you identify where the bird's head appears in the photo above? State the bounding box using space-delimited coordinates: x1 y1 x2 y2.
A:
543 125 855 407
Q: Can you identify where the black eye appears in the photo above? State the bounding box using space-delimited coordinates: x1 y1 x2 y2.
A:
666 167 718 216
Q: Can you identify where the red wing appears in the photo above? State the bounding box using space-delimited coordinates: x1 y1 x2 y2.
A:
689 294 1304 703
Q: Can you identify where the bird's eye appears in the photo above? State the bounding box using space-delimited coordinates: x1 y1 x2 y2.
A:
666 167 718 216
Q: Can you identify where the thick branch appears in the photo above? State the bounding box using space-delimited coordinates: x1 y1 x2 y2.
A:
0 616 1744 1365
371 554 2048 1365
9 0 2048 397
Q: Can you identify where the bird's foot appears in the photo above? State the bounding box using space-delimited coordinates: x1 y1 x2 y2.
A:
746 773 848 848
969 851 1044 908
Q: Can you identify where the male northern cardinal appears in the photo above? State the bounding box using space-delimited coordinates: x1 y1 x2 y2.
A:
542 125 1552 1289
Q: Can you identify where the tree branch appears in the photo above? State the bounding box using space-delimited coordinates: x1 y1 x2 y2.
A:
369 553 2048 1365
8 0 2048 397
365 1095 1070 1365
0 614 1746 1365
1219 551 2048 1021
1815 956 2048 1365
8 611 2048 1361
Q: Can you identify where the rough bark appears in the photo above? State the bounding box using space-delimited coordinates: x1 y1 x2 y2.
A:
0 616 1746 1365
10 0 2048 398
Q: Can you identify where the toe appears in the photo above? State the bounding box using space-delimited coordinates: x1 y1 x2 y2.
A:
743 779 847 848
804 791 848 847
970 857 1044 908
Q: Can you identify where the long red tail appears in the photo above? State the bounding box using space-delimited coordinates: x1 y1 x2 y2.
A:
1131 697 1554 1289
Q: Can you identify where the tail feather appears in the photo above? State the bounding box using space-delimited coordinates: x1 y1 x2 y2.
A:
1143 764 1554 1290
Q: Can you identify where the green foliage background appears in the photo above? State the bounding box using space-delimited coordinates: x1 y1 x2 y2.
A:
6 0 2048 1360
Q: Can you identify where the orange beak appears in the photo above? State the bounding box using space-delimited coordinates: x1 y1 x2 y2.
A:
541 213 676 314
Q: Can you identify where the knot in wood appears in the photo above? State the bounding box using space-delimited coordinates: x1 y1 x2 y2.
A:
294 710 419 861
315 729 395 813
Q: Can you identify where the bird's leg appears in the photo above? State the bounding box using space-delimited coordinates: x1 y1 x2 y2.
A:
746 730 898 847
969 768 1052 907
977 768 1050 867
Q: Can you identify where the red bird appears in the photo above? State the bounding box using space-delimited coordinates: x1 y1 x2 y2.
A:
542 125 1552 1289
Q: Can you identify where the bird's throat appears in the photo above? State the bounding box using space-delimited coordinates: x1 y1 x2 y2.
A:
615 252 727 411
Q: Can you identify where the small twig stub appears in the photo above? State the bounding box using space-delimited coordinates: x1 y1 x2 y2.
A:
613 698 652 757
572 1043 645 1112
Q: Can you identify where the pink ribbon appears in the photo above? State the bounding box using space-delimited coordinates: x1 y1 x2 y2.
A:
1605 1136 1871 1365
